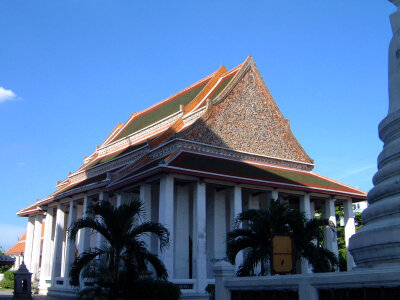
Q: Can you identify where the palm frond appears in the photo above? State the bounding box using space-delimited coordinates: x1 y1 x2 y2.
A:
69 248 106 286
237 248 266 277
226 236 259 264
141 251 168 280
128 222 169 251
69 217 111 244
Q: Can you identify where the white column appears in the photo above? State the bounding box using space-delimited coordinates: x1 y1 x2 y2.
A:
310 201 315 218
230 185 242 228
268 190 279 206
30 215 43 279
24 216 35 272
140 184 152 248
116 191 130 207
159 175 174 279
323 197 339 266
174 184 190 279
299 194 312 274
51 204 66 282
39 208 54 290
63 200 77 286
116 192 123 207
230 185 243 269
300 194 311 220
214 189 227 261
78 196 91 255
343 199 356 271
194 181 207 293
96 192 109 249
140 184 152 221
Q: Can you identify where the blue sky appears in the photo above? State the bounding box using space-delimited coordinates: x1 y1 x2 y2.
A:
0 1 395 250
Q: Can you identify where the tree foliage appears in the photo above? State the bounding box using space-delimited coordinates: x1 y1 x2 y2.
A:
0 270 15 289
226 201 338 276
336 207 364 271
68 199 174 300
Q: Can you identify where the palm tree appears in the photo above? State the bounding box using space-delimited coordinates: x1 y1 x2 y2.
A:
226 200 338 276
68 199 169 299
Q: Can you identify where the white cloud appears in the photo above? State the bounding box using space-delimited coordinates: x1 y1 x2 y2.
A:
0 86 17 103
17 162 26 167
341 164 376 178
0 224 26 251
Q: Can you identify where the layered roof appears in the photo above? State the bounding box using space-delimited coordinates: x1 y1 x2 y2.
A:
109 151 366 198
50 63 243 196
18 57 366 216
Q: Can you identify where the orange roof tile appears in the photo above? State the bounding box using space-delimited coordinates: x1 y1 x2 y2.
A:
5 223 45 255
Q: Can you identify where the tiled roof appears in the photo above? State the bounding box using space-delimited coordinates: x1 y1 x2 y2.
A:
5 223 46 255
0 254 15 265
109 150 366 199
113 81 210 141
167 151 366 197
45 63 242 197
18 57 367 216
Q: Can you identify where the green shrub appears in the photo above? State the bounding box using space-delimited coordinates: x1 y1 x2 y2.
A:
0 271 15 289
4 270 15 281
0 265 12 274
0 278 13 289
124 279 181 300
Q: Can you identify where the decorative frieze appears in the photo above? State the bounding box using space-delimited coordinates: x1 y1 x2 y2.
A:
182 106 207 126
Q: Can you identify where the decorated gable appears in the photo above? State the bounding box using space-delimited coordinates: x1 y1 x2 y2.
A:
181 59 314 166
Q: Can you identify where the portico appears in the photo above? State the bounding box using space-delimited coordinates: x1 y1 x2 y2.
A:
19 175 360 297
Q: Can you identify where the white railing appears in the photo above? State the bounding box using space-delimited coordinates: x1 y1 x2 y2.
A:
171 278 196 293
213 261 400 300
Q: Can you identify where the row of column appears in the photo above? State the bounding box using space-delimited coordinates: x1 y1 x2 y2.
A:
23 176 358 295
299 195 356 272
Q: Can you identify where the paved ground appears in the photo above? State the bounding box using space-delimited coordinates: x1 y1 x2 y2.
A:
0 289 69 299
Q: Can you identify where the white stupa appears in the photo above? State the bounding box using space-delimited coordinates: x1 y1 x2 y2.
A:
349 0 400 268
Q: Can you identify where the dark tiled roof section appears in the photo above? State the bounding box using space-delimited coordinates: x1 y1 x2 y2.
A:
60 173 108 194
168 152 365 195
114 159 163 183
115 83 208 141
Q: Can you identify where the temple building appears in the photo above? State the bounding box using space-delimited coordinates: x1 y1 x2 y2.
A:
6 232 32 271
14 57 366 298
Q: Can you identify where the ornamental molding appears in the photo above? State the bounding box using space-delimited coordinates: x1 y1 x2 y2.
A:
82 110 183 165
151 139 313 171
182 106 207 126
66 147 149 187
65 108 204 191
50 134 314 199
